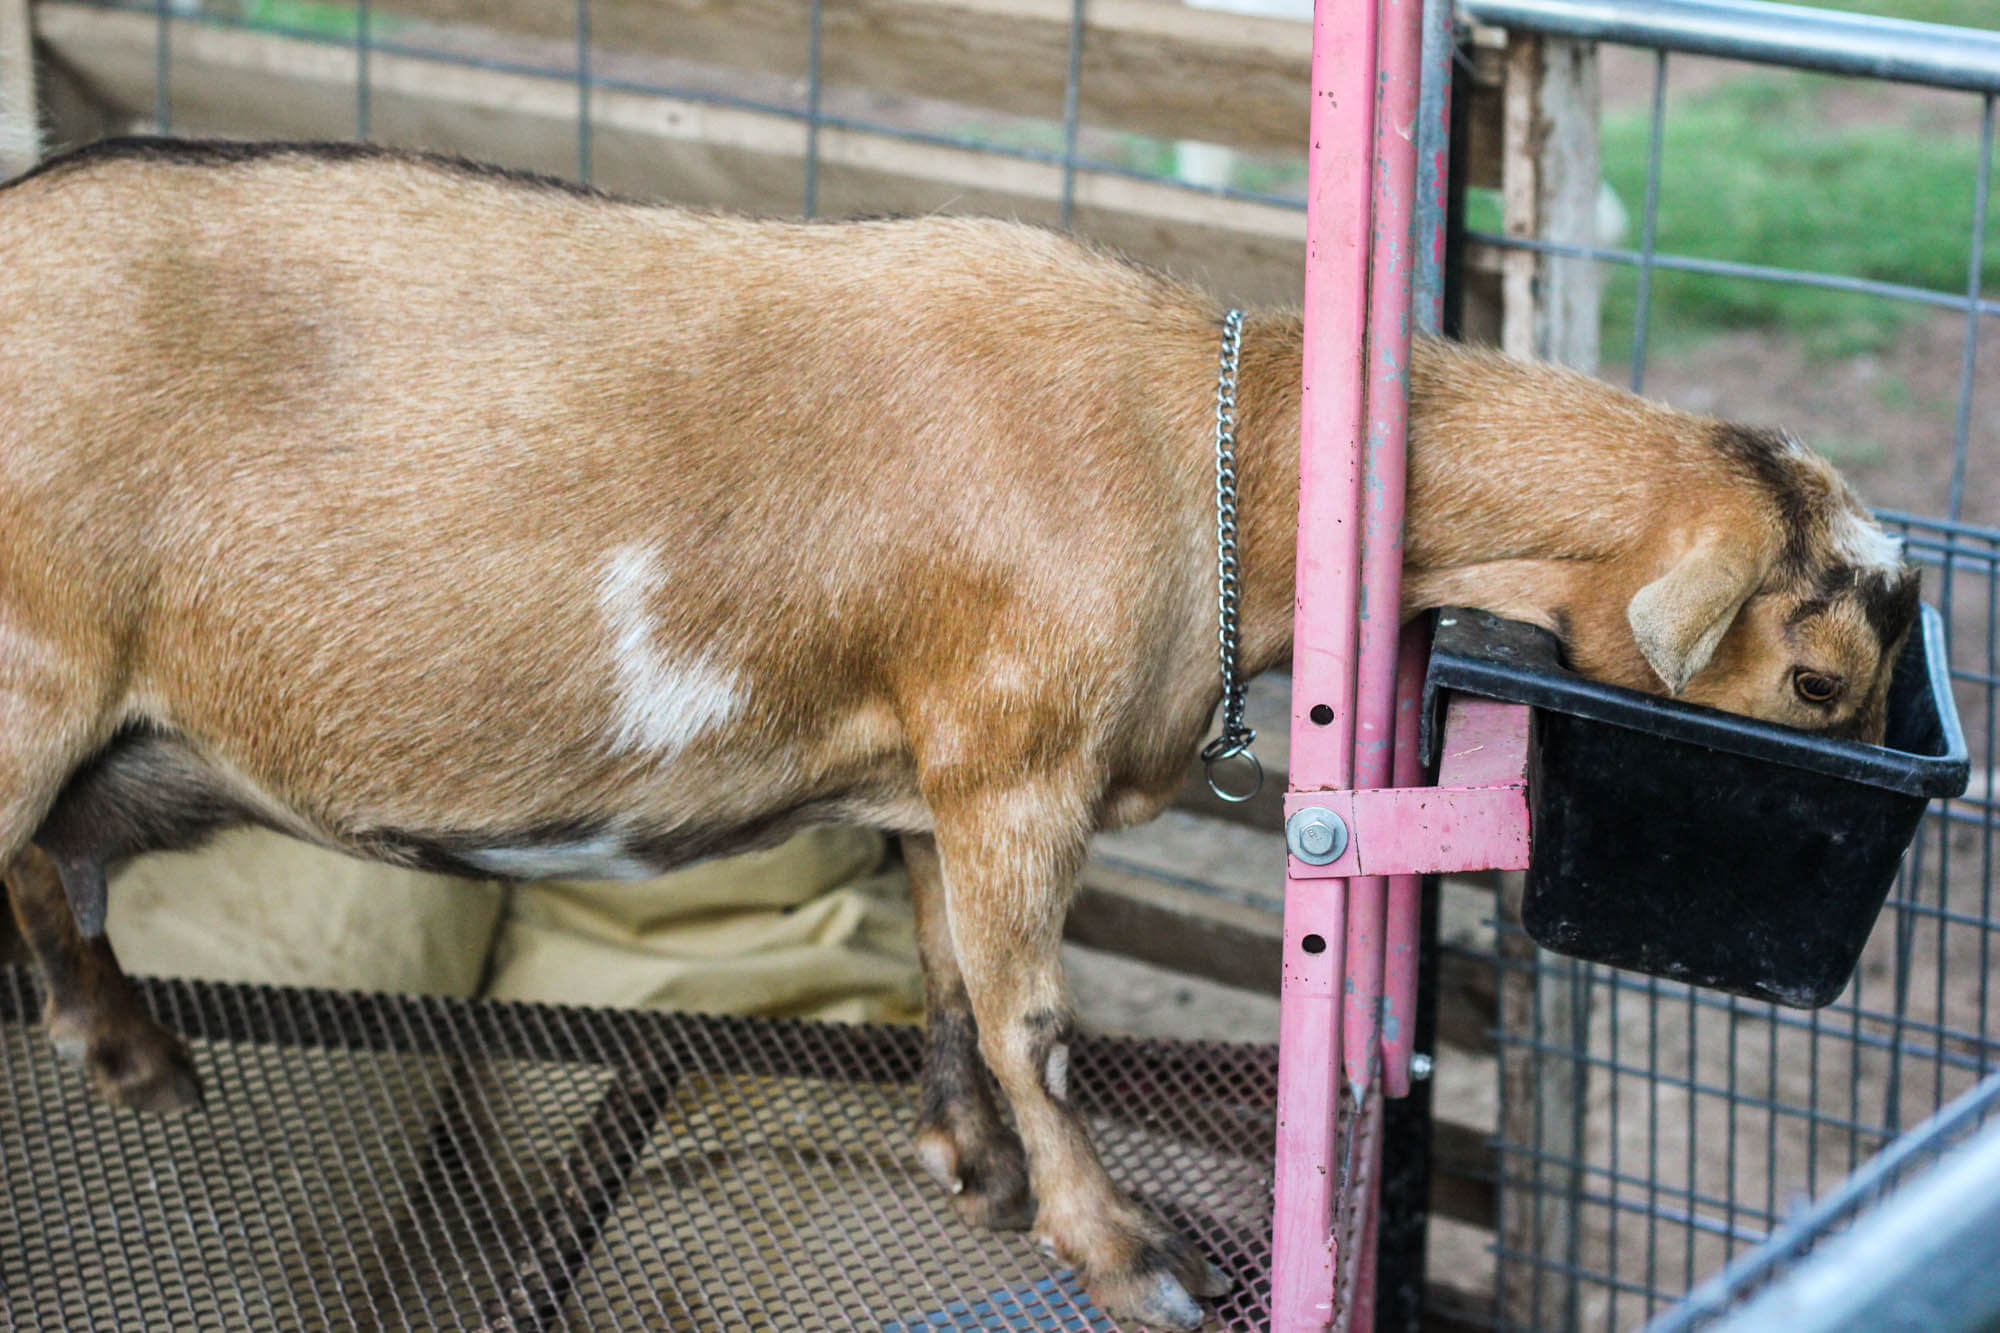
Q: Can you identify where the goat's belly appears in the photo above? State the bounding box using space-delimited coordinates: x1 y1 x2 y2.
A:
358 790 926 883
44 724 929 886
347 826 682 881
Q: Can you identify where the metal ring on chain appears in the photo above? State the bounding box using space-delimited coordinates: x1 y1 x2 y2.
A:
1201 734 1264 803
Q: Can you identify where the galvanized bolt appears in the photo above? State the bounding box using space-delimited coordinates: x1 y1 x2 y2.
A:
1286 806 1348 865
1411 1052 1434 1081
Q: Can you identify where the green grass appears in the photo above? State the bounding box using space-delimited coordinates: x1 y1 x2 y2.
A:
232 0 408 41
1590 74 2000 358
1806 0 1996 29
1459 2 2000 357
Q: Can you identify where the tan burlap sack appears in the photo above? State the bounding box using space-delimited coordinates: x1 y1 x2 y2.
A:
483 826 922 1024
107 828 507 997
103 826 921 1023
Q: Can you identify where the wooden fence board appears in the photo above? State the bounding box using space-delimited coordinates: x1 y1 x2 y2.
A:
368 0 1313 152
35 3 1311 305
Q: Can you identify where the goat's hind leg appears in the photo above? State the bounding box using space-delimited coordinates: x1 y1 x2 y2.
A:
6 723 262 1108
6 845 202 1112
903 833 1033 1230
0 645 202 1109
930 790 1229 1331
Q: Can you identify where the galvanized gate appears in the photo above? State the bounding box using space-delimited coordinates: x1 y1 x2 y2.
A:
1454 3 2000 1328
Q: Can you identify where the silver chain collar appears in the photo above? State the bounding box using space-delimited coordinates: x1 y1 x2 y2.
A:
1199 308 1262 803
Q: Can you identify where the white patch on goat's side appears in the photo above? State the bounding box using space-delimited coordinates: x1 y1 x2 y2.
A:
459 836 661 881
982 650 1039 697
596 544 744 759
0 620 61 677
1829 505 1905 575
1044 1042 1070 1103
0 624 66 737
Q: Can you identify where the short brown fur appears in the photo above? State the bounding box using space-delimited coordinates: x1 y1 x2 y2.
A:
0 140 1917 1327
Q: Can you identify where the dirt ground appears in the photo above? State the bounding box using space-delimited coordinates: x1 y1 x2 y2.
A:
1594 48 1997 527
1637 307 1996 527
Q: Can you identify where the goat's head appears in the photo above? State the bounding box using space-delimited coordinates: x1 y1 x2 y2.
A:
1619 427 1919 742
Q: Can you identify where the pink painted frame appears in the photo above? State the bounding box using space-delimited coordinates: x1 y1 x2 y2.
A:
1269 0 1379 1320
1269 1 1534 1328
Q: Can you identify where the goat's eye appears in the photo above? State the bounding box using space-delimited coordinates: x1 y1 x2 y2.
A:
1793 670 1840 705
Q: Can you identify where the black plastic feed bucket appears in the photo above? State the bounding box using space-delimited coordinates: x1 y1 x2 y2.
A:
1422 604 1969 1008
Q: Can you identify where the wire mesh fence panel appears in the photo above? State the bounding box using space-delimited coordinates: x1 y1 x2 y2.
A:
56 0 1316 306
1456 2 2000 1327
1645 1065 2000 1332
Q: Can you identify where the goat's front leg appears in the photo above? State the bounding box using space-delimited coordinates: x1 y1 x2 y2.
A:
929 787 1231 1330
903 832 1034 1230
6 845 202 1111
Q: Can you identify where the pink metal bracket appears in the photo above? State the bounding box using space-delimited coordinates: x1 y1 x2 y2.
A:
1284 696 1532 881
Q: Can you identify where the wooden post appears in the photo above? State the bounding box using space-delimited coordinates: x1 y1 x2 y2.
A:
1534 36 1601 371
1492 32 1602 1332
1496 870 1589 1331
2 0 35 154
1498 31 1601 370
3 0 124 158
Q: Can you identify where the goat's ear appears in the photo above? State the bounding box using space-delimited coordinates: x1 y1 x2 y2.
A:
1626 532 1774 695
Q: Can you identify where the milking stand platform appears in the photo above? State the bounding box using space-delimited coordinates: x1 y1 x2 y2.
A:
0 968 1283 1331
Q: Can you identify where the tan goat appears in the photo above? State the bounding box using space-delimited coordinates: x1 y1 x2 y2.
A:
0 140 1917 1329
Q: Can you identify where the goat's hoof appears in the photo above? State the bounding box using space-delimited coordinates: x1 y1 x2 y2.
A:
914 1117 1035 1231
52 1013 205 1113
1126 1272 1206 1331
97 1039 205 1114
1053 1216 1231 1330
956 1178 1036 1232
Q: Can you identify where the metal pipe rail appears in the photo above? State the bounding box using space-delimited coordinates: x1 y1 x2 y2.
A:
1458 0 2000 94
1647 1067 2000 1332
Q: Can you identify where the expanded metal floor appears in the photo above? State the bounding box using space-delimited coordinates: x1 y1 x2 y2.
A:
0 967 1278 1331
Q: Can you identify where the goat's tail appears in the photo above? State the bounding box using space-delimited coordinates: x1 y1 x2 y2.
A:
0 97 41 180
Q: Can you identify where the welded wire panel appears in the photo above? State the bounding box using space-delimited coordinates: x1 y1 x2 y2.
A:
1648 1067 2000 1331
0 970 1278 1331
1480 519 2000 1332
1456 0 1999 1319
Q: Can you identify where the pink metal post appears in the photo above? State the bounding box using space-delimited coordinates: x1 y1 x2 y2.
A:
1381 620 1431 1098
1334 11 1426 1322
1384 0 1461 1098
1342 0 1427 1108
1270 0 1379 1322
1273 0 1482 1328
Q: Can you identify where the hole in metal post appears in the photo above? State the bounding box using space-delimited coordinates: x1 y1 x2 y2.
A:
1309 704 1334 726
1302 934 1326 955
